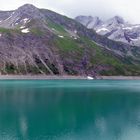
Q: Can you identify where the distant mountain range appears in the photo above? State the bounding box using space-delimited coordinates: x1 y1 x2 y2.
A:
0 4 139 76
75 15 140 46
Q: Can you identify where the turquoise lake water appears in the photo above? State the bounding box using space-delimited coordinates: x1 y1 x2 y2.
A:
0 80 140 140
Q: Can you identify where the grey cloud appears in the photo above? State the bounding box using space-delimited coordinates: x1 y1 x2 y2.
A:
0 0 140 23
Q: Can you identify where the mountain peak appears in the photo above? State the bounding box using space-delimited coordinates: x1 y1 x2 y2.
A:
16 4 39 15
0 4 46 28
109 16 124 24
75 15 93 25
17 4 37 11
75 15 102 28
14 4 46 23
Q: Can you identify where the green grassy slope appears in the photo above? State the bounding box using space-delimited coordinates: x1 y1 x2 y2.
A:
0 18 140 76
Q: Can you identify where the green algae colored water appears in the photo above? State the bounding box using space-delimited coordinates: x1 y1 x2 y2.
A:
0 80 140 140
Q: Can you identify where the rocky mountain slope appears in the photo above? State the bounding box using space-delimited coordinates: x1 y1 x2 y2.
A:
76 15 140 46
0 4 139 76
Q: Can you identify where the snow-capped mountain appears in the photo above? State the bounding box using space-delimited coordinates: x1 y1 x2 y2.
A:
75 15 140 46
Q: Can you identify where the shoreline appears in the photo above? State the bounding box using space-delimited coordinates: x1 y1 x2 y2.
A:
0 75 140 80
101 76 140 80
0 75 87 80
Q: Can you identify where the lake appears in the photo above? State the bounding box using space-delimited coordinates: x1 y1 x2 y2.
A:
0 80 140 140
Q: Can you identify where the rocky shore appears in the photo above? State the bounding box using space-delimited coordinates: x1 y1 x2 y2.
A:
0 75 140 80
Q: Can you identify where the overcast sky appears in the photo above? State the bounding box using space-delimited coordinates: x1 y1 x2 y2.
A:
0 0 139 23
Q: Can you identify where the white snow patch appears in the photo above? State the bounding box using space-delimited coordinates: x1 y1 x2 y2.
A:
70 35 78 40
0 34 2 37
123 25 140 30
123 27 133 30
96 28 110 33
52 28 56 31
58 35 64 38
23 18 30 24
21 28 30 33
130 38 139 41
20 26 25 29
132 25 140 28
23 18 29 22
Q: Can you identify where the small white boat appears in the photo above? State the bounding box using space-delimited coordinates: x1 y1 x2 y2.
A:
87 76 94 80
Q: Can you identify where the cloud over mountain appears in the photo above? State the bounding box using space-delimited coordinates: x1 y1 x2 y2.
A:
0 0 140 24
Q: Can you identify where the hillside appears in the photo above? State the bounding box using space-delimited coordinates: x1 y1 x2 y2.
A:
0 4 139 76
